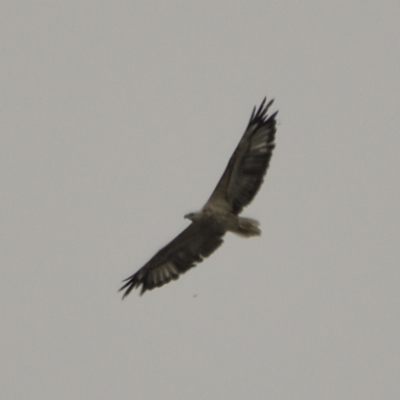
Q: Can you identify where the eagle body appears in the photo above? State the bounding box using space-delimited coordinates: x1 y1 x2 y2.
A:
186 209 260 237
120 98 278 297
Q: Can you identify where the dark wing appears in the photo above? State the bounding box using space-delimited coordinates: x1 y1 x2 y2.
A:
205 98 277 215
119 221 225 297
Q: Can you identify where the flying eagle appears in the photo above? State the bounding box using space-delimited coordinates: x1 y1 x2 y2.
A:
120 98 278 297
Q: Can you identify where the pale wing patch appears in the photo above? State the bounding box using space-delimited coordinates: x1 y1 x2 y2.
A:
251 130 270 152
149 262 180 287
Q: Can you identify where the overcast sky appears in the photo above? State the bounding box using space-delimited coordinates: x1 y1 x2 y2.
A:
2 2 400 399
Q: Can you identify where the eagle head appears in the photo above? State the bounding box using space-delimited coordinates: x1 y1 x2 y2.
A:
184 211 202 222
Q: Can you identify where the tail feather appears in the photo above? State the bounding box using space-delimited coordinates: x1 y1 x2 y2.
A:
234 217 261 237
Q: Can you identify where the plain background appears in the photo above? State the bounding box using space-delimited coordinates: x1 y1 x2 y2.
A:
2 2 399 399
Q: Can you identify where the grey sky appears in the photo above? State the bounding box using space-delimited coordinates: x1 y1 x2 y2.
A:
2 2 399 399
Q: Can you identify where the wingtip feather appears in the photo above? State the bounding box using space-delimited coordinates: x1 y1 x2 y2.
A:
247 97 276 128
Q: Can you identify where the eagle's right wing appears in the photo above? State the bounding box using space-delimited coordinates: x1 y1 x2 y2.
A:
120 221 225 297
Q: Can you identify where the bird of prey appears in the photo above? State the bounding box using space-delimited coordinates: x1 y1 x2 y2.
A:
120 98 278 297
